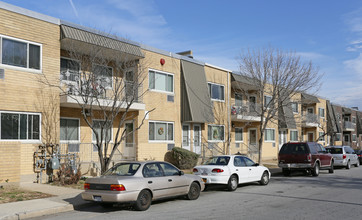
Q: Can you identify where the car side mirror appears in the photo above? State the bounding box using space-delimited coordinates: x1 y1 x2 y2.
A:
179 171 184 176
253 163 259 166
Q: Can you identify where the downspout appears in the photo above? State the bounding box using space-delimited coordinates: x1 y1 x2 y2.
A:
227 71 231 155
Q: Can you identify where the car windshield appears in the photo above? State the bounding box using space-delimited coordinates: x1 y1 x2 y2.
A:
328 148 343 154
204 156 230 165
279 143 309 154
103 163 141 176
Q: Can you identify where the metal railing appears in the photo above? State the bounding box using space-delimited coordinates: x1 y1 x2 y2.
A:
231 102 261 117
344 121 355 130
302 113 320 124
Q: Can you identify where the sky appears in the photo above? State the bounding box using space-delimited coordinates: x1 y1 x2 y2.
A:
3 0 362 109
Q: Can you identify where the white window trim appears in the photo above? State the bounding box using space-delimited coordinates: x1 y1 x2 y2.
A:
182 124 190 148
92 119 113 143
59 117 80 143
352 134 357 142
318 132 325 142
318 108 325 118
264 95 272 109
264 128 275 143
208 82 225 102
0 34 42 74
148 68 175 94
208 124 225 142
148 120 175 143
0 110 42 143
92 63 113 90
234 127 244 143
291 102 299 114
289 129 299 142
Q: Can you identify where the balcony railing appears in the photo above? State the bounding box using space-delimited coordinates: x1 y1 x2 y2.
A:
302 113 320 125
344 121 355 131
231 103 261 117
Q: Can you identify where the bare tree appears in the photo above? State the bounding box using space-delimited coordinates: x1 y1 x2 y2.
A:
41 38 152 174
237 47 322 163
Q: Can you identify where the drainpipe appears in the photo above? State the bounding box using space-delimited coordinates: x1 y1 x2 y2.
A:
227 71 231 155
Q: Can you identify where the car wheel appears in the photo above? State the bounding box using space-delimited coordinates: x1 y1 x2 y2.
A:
355 160 360 167
186 182 201 200
329 161 334 174
312 162 319 177
227 175 238 191
282 169 291 176
259 171 269 185
346 160 351 169
134 190 152 211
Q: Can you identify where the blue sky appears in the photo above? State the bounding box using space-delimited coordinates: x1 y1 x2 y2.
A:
3 0 362 109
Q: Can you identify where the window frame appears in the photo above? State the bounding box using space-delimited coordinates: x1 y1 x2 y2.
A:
60 117 80 143
264 128 275 142
208 124 225 142
264 95 272 108
148 69 174 94
208 82 225 102
352 116 356 124
148 120 174 143
318 132 325 142
0 110 41 142
92 119 113 143
291 102 298 114
290 130 298 142
235 127 243 142
0 34 42 73
352 134 357 142
335 133 342 141
318 108 325 118
234 93 243 106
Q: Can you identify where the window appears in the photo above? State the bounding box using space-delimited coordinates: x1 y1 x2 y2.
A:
318 108 325 118
149 121 174 141
264 129 275 142
208 125 224 141
149 69 174 93
235 128 243 142
0 35 41 70
290 130 298 142
0 111 40 140
92 120 112 142
235 93 243 106
60 118 79 142
318 132 325 141
60 58 80 82
208 83 224 101
291 102 298 113
159 162 180 176
337 113 341 121
352 117 356 124
352 134 357 142
264 96 272 108
335 133 341 141
93 64 113 89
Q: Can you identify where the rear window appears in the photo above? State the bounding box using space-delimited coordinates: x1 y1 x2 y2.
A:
279 143 309 154
104 163 141 176
204 156 230 165
328 148 343 154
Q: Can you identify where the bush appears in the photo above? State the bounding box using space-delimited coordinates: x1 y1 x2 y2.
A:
53 163 81 185
168 147 199 169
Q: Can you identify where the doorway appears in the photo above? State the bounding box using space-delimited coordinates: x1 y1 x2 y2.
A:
193 124 201 154
182 124 190 151
279 130 287 150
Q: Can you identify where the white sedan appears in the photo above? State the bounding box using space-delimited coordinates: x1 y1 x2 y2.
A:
193 155 270 191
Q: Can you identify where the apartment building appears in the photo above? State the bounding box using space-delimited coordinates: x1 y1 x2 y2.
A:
1 2 362 183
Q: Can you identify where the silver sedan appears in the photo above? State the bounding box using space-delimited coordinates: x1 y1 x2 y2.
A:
81 161 204 211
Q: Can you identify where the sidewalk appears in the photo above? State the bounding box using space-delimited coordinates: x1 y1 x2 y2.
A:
0 168 282 220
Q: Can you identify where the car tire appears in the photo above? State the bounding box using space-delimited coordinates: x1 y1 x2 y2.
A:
355 160 360 167
282 169 291 176
346 160 351 169
227 175 238 191
186 182 201 200
134 190 152 211
312 162 320 177
259 171 269 185
329 161 334 174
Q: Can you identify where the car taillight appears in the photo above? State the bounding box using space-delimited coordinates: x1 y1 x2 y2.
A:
193 168 198 173
343 154 346 159
212 168 224 173
84 183 90 190
110 184 126 191
307 153 311 162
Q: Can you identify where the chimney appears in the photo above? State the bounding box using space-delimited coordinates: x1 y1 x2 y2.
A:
177 50 193 59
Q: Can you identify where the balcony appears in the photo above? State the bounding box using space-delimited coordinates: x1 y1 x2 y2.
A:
231 103 261 122
302 114 320 127
344 121 355 132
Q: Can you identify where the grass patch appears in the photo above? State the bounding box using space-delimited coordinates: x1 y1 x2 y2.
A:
0 186 53 204
50 179 85 190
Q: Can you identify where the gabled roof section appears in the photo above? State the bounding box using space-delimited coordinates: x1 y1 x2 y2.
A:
278 97 297 129
326 100 338 133
181 60 214 123
301 93 320 104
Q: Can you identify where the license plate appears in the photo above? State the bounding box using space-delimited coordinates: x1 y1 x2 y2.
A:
93 196 102 202
202 178 207 183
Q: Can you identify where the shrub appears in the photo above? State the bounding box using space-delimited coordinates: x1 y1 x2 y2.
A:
169 147 199 169
53 163 81 185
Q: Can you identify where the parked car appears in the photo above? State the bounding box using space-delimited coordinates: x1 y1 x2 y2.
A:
356 150 362 164
192 155 270 191
81 161 205 211
325 146 360 169
278 142 334 176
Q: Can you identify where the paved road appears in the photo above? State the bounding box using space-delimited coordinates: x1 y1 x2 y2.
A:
30 167 362 220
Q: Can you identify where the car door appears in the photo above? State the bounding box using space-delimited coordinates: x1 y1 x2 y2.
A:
159 162 189 196
142 163 170 199
243 157 261 181
316 144 330 167
233 156 251 183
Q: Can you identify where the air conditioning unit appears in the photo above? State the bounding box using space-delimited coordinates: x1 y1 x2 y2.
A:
167 95 174 102
235 143 240 148
0 69 4 80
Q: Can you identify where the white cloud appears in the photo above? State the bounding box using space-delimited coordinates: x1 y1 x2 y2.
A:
344 53 362 77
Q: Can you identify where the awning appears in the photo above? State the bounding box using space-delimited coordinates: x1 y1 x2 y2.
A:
332 105 342 132
278 98 297 129
326 100 338 133
60 24 144 59
301 93 320 104
342 107 352 115
181 60 214 123
231 73 259 91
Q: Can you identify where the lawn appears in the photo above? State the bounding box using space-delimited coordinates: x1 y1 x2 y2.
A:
0 186 53 204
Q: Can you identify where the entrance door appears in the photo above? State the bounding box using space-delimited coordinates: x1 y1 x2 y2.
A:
249 96 256 112
182 124 190 151
307 132 314 142
123 121 135 159
279 130 287 150
193 124 201 154
249 129 257 153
